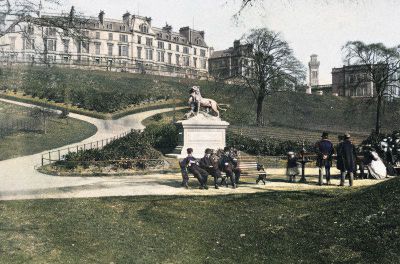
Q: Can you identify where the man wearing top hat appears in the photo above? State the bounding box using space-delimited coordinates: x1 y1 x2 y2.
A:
315 132 335 185
338 133 357 186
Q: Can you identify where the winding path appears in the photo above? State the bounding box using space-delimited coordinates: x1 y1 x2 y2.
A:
0 98 386 201
0 98 182 200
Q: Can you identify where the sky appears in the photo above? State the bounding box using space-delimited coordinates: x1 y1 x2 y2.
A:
47 0 400 84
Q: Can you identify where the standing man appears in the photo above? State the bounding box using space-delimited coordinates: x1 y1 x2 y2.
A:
339 133 357 186
200 148 222 189
336 135 345 177
315 132 334 185
182 148 209 189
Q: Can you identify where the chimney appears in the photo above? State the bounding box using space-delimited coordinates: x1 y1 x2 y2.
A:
123 11 131 25
234 40 240 49
98 10 105 24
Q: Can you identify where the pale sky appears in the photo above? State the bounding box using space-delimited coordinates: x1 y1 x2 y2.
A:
49 0 400 84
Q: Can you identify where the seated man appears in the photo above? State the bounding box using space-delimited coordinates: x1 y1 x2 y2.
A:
219 147 238 189
200 148 222 189
181 148 209 189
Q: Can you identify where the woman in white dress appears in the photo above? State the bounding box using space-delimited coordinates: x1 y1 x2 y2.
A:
367 150 387 179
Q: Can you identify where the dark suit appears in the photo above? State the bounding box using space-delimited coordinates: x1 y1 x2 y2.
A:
200 155 222 187
182 156 209 186
339 139 357 186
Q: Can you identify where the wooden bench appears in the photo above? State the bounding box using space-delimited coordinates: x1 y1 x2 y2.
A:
238 158 262 178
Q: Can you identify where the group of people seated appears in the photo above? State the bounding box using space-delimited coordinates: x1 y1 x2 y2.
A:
377 131 400 174
179 147 241 190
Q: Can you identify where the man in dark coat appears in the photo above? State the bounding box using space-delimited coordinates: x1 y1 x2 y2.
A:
182 148 209 189
336 135 345 176
315 132 335 185
200 148 222 189
338 133 357 186
219 147 237 188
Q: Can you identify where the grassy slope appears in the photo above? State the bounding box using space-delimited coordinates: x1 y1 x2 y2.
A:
0 101 97 160
2 66 399 132
0 178 399 263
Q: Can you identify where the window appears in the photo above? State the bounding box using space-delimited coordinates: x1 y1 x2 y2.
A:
120 25 126 31
168 43 171 50
106 24 113 30
183 56 189 66
24 39 35 50
46 39 57 51
95 43 101 55
146 49 153 60
82 42 89 53
46 27 57 37
119 34 128 43
168 53 172 64
137 35 142 44
9 37 16 51
200 49 206 57
194 48 197 55
95 23 100 29
63 39 69 53
137 47 142 59
176 45 180 52
140 24 149 33
175 54 180 66
201 59 206 69
119 45 128 57
158 41 164 49
95 32 100 39
157 51 165 62
108 44 113 56
108 33 113 41
146 38 153 47
193 58 197 68
183 47 189 54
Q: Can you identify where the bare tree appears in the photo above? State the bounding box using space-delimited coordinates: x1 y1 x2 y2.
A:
241 28 306 126
343 41 400 134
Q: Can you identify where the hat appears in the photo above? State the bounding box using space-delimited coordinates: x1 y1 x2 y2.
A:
187 148 193 154
205 148 212 154
224 147 230 152
344 133 351 139
288 151 295 156
322 132 329 138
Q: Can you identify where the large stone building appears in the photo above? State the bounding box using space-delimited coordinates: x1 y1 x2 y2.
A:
208 40 253 79
332 64 400 99
0 11 210 78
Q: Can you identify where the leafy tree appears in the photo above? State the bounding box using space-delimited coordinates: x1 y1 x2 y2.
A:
240 28 306 126
342 41 400 134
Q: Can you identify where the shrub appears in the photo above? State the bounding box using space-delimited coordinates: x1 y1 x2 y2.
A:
143 123 179 154
227 132 314 156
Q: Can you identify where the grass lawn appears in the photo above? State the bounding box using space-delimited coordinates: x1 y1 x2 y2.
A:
0 101 97 160
0 178 399 263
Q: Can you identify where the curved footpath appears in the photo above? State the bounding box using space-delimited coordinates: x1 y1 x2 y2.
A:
0 98 386 201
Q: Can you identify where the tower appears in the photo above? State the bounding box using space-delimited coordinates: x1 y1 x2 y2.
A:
308 54 320 87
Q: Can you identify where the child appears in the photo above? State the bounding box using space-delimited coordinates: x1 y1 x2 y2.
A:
286 151 299 182
256 164 267 185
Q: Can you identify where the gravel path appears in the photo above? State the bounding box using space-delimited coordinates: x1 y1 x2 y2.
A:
0 98 385 201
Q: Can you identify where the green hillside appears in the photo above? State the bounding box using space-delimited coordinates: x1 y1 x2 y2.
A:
1 66 399 133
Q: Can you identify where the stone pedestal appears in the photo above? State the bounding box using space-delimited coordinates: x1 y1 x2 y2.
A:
167 114 230 159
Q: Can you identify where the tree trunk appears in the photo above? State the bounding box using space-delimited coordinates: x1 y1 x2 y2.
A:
256 94 265 126
375 95 382 134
